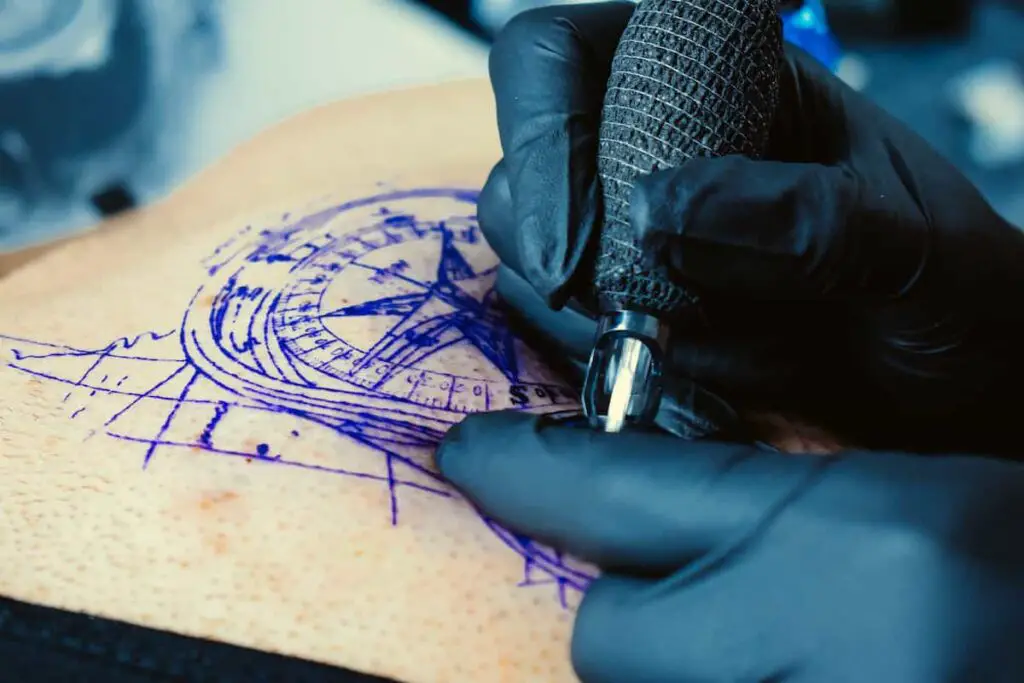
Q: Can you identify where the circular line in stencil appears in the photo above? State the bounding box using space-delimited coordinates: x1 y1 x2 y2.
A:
270 197 515 413
181 188 590 601
184 189 575 418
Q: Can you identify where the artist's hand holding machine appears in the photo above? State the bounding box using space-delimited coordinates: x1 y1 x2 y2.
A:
435 2 1024 681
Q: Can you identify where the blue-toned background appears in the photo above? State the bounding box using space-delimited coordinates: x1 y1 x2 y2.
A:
2 0 1023 252
0 0 488 251
442 0 1024 225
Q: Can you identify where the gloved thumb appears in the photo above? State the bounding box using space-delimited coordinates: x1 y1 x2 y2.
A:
631 156 923 302
436 410 834 574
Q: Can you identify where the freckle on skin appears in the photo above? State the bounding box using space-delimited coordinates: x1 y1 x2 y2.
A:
199 491 239 510
210 533 229 554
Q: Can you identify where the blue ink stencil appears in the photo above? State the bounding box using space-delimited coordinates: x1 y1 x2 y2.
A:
2 187 594 607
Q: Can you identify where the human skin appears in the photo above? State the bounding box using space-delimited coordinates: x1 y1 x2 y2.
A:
0 80 841 683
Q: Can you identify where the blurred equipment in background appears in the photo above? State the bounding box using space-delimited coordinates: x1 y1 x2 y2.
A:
825 0 974 42
471 0 842 69
779 0 842 70
0 0 220 250
6 0 1022 251
471 0 590 34
448 0 1024 227
1 0 141 239
0 0 487 254
949 60 1024 169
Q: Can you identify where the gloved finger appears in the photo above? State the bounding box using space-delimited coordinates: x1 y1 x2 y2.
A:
631 155 928 302
497 257 819 409
662 297 829 407
496 265 593 382
495 265 787 438
436 410 831 573
498 263 753 439
570 574 756 683
496 262 788 440
478 160 523 276
489 1 635 307
571 569 805 682
570 575 655 683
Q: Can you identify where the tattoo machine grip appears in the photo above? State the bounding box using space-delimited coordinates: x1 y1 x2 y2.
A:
582 0 783 432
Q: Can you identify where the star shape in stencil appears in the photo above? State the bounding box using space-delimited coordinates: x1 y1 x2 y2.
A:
320 227 519 387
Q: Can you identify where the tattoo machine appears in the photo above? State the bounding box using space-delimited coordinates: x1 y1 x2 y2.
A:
581 0 785 433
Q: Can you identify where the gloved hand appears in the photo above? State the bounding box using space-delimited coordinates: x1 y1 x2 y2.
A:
480 2 1024 454
436 412 1024 682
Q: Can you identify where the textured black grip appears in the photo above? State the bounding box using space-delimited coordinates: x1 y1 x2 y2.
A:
594 0 783 313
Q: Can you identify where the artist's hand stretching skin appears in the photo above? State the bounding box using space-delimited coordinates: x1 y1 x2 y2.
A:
435 5 1024 682
480 2 1024 454
0 82 596 683
438 413 1024 682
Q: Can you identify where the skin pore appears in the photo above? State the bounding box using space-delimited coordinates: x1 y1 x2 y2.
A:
0 81 842 683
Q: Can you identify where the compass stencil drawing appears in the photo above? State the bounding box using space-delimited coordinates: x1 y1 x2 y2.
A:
2 188 594 607
192 187 593 603
185 187 576 423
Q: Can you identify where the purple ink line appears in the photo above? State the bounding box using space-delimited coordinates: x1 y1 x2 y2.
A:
349 261 431 291
12 349 177 362
251 298 315 385
9 364 201 404
141 369 200 468
116 330 176 349
73 347 113 389
103 363 188 427
277 329 323 344
385 453 399 525
262 292 304 384
7 187 589 607
110 434 451 496
266 188 478 274
243 292 270 375
199 401 228 447
405 372 424 400
339 426 444 480
187 330 459 425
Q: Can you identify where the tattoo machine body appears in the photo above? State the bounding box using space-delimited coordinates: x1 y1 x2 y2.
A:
581 0 785 433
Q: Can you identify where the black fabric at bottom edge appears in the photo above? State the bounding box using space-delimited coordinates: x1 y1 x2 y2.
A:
0 595 398 682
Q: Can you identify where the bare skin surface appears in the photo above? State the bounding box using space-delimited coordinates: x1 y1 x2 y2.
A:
0 80 842 683
0 80 587 683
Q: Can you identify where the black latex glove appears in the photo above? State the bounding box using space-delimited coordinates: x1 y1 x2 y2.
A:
437 412 1024 682
480 2 1024 454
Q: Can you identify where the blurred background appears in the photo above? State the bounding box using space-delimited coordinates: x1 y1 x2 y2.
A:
1 0 1023 252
